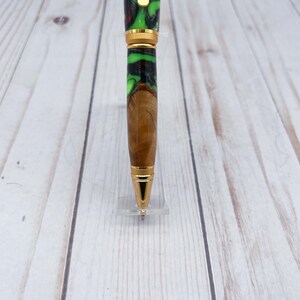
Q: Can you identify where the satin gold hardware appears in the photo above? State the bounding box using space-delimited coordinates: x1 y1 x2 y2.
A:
131 166 154 175
139 209 147 220
131 166 154 210
128 43 156 49
126 29 158 46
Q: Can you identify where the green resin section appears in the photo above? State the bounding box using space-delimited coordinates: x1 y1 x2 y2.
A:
128 53 156 64
148 1 160 17
127 48 156 97
126 0 160 30
129 7 147 29
127 74 141 96
127 74 157 96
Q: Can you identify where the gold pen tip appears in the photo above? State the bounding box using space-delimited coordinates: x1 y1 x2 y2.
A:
131 166 154 211
140 209 146 220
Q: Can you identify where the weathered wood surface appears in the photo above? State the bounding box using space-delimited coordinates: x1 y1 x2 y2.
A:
172 0 300 298
0 0 300 299
231 0 300 160
0 0 45 103
0 0 106 298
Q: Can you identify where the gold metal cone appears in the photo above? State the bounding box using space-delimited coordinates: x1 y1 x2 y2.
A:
131 166 154 212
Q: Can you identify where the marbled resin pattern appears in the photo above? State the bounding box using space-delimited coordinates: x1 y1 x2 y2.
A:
127 48 157 96
124 0 160 31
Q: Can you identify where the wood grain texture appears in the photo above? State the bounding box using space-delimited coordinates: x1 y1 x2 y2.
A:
128 87 157 166
0 0 45 104
231 0 300 160
0 0 106 298
64 0 212 299
171 0 300 298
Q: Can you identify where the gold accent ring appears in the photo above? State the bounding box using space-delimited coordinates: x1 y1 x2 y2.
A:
128 43 156 49
131 166 154 175
126 29 158 47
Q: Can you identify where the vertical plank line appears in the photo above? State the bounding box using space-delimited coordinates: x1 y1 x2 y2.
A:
0 0 47 105
60 0 108 298
229 0 300 161
288 0 300 18
168 1 216 299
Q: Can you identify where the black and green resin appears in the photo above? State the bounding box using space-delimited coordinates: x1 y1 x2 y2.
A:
124 0 160 31
127 48 157 97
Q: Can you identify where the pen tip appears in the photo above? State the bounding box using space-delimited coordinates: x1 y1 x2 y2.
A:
140 209 146 220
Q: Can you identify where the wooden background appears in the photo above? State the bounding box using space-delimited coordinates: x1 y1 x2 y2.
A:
0 0 300 299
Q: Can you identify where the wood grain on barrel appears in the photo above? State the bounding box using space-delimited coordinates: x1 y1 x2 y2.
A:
128 85 157 166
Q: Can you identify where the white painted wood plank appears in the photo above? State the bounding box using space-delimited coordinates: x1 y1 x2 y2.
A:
0 0 106 299
0 0 45 103
231 0 300 160
65 0 212 299
289 0 300 14
172 0 300 299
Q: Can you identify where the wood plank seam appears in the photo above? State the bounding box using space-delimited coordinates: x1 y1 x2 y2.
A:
212 23 300 270
60 0 108 298
169 1 216 299
288 0 300 18
176 0 300 297
229 0 300 161
0 2 48 175
0 0 30 94
0 0 46 105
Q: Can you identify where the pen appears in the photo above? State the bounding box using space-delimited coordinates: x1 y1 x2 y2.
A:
124 0 160 219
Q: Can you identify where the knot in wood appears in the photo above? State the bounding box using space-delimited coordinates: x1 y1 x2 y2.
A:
53 16 69 25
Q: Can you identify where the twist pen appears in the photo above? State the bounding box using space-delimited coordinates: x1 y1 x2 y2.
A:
124 0 160 219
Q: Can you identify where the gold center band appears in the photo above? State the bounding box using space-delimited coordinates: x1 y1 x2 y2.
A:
131 166 154 176
126 29 158 48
